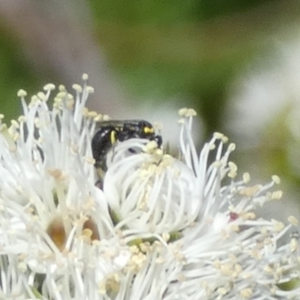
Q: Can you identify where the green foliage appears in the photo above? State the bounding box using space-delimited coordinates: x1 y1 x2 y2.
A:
89 0 197 25
1 0 299 137
0 26 42 123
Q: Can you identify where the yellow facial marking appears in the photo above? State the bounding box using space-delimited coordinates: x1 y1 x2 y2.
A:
144 127 154 134
110 130 117 144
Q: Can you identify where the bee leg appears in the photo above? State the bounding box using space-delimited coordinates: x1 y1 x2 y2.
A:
152 135 163 148
94 166 106 190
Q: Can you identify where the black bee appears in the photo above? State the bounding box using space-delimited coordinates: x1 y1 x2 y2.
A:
92 120 162 173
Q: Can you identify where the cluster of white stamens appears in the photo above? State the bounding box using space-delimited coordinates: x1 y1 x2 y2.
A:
0 74 298 299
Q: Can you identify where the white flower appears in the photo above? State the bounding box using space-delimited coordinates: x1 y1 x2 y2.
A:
0 74 299 299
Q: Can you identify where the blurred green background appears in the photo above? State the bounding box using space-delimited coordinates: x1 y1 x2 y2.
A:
0 0 298 129
1 0 300 203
